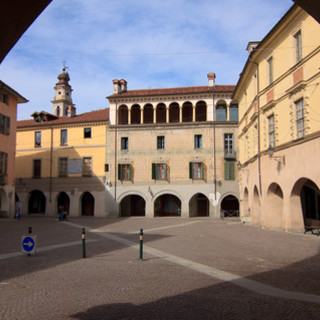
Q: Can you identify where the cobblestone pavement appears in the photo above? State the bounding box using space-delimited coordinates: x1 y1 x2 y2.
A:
1 216 320 319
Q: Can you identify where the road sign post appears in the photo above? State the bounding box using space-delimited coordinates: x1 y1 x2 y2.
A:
21 227 37 256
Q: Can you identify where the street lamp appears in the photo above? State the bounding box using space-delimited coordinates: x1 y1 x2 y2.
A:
267 145 285 165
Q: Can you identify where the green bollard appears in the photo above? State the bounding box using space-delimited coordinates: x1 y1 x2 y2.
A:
139 228 144 261
82 228 86 258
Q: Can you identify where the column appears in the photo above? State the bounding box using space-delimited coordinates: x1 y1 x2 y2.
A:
227 104 230 121
192 105 196 122
166 106 169 123
179 106 182 123
153 107 156 124
128 108 131 125
141 108 144 124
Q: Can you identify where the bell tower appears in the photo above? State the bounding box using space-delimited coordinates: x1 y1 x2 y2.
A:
51 65 75 117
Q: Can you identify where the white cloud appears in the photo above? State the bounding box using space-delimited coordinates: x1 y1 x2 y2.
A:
0 0 293 120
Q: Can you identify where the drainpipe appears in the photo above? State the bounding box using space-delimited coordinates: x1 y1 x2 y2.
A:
114 102 118 202
49 127 53 203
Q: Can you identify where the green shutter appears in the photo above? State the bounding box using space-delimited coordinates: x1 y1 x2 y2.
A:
224 161 235 181
230 162 235 180
189 162 193 179
152 163 156 180
128 164 131 180
118 164 121 180
224 161 229 180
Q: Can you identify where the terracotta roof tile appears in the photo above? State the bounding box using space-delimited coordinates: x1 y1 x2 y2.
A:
107 85 235 99
17 108 109 128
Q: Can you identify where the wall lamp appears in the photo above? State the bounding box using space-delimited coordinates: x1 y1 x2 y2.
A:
237 161 249 172
267 145 285 165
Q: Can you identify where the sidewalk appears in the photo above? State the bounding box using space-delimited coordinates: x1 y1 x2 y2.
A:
1 216 320 319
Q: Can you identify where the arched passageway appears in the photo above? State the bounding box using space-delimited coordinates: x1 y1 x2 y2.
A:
154 194 181 217
143 104 153 124
81 192 95 216
28 190 46 214
156 103 166 123
189 193 209 217
120 195 146 217
195 101 206 121
57 192 70 215
220 195 239 218
131 104 141 124
169 102 179 123
266 183 283 228
182 102 193 122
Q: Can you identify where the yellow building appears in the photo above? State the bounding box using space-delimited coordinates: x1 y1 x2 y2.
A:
15 69 109 217
106 74 239 218
233 4 320 231
0 81 27 218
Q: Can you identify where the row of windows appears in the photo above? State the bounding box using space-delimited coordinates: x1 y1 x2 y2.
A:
33 157 93 178
121 134 235 155
118 161 235 181
0 114 10 136
267 98 304 148
34 127 92 147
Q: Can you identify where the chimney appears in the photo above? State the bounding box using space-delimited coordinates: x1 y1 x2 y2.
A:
246 41 260 54
207 72 216 87
113 79 120 94
67 105 76 117
120 79 127 92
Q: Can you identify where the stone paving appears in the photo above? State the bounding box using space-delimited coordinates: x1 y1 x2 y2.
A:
1 216 320 319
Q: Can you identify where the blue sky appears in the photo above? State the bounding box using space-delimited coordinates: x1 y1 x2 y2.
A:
0 0 293 120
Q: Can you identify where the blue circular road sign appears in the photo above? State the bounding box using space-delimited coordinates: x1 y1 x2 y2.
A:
21 236 36 254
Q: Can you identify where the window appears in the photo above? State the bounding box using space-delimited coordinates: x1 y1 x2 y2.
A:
118 164 132 181
33 159 41 178
84 127 92 138
0 93 9 105
121 137 128 150
58 158 68 177
216 105 227 121
294 30 302 63
224 161 235 181
0 152 8 175
267 56 273 84
157 136 165 150
60 129 68 146
0 114 10 135
82 157 92 176
35 131 41 147
224 134 234 157
295 98 304 138
189 162 204 180
194 135 202 149
152 163 167 180
229 105 238 121
268 115 275 148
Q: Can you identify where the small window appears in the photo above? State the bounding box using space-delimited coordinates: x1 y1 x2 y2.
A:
60 129 68 146
295 98 304 138
35 131 41 147
294 30 302 63
84 127 92 138
194 135 202 149
82 157 92 176
58 158 68 177
224 134 234 157
33 159 41 178
268 115 275 148
157 136 165 150
118 164 132 181
121 137 128 150
189 162 204 180
152 163 167 180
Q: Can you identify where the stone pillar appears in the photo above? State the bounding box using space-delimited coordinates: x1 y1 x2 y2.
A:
166 107 169 123
141 108 144 124
227 105 230 121
128 108 131 125
192 105 196 122
180 200 189 218
153 107 156 124
146 200 154 217
179 106 182 123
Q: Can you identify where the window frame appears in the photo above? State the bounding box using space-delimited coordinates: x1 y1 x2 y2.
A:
294 30 302 63
35 131 41 147
224 161 235 181
216 105 227 121
152 163 167 180
84 127 92 139
295 98 304 139
194 134 202 149
157 136 165 150
58 157 68 177
0 151 8 176
118 163 132 181
189 162 204 180
268 115 275 148
224 133 234 157
60 129 68 146
121 137 129 150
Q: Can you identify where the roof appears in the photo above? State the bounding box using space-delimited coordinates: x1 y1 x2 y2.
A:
107 85 235 99
0 80 28 103
17 108 109 129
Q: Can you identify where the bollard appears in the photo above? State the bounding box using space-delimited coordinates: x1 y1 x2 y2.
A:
82 228 86 258
139 228 144 261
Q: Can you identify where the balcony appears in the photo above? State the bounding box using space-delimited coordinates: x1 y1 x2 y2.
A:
224 150 236 160
0 174 7 185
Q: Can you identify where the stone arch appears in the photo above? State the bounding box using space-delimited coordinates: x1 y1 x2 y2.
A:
220 194 239 218
290 178 320 230
189 193 209 217
195 101 207 121
118 105 128 125
131 104 141 124
143 103 153 124
154 193 181 217
252 185 260 225
120 194 146 216
169 102 180 123
266 183 284 229
57 191 70 215
156 103 166 123
216 100 227 121
81 192 95 216
182 101 193 122
28 190 46 214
